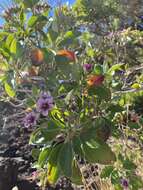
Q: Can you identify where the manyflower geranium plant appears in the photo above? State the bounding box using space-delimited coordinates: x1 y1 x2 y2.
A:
26 46 116 186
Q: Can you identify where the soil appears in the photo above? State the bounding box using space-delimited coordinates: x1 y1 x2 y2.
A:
0 101 40 190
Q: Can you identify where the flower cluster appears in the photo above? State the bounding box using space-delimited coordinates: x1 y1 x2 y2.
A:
23 92 54 128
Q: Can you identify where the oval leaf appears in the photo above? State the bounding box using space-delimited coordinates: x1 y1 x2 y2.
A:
83 141 116 165
58 142 73 177
4 82 15 97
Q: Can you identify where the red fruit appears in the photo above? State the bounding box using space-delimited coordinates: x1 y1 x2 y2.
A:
87 75 104 87
57 50 76 61
31 48 44 66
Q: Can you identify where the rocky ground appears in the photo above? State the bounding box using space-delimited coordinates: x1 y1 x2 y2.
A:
0 101 40 190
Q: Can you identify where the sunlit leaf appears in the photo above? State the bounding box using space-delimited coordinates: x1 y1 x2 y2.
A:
4 82 16 97
28 16 38 27
47 163 61 184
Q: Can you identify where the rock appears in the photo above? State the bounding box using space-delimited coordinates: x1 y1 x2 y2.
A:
12 186 19 190
17 179 39 190
0 158 18 190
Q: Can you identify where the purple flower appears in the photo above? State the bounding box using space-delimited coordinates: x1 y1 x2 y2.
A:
121 178 129 189
23 112 38 128
37 92 54 116
83 64 92 72
116 70 125 75
139 15 143 21
58 80 65 84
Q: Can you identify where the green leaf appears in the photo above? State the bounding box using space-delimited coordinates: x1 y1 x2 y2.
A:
50 109 65 128
48 144 63 166
36 16 48 28
94 118 111 142
27 15 47 28
131 83 141 89
107 63 124 75
88 85 111 101
86 47 95 57
83 141 116 165
40 120 61 141
55 60 80 80
111 170 120 184
128 122 141 129
6 34 14 49
47 163 61 184
100 166 114 178
71 159 82 185
65 89 74 105
10 38 23 57
31 148 40 160
97 86 111 101
47 29 59 44
29 128 47 145
20 9 26 25
38 147 51 167
0 47 10 58
58 142 73 177
129 176 143 190
80 118 111 143
72 136 84 157
26 98 35 107
28 16 38 27
10 38 17 54
0 32 9 41
0 62 9 76
123 159 136 170
94 64 103 75
107 104 124 113
58 30 81 46
107 104 124 119
4 82 16 97
114 184 123 190
32 85 39 96
80 128 96 142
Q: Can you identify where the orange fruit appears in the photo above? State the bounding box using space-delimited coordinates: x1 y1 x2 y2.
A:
57 50 76 61
87 75 104 87
31 48 44 66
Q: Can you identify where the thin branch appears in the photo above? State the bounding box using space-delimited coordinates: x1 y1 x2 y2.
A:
115 86 143 94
